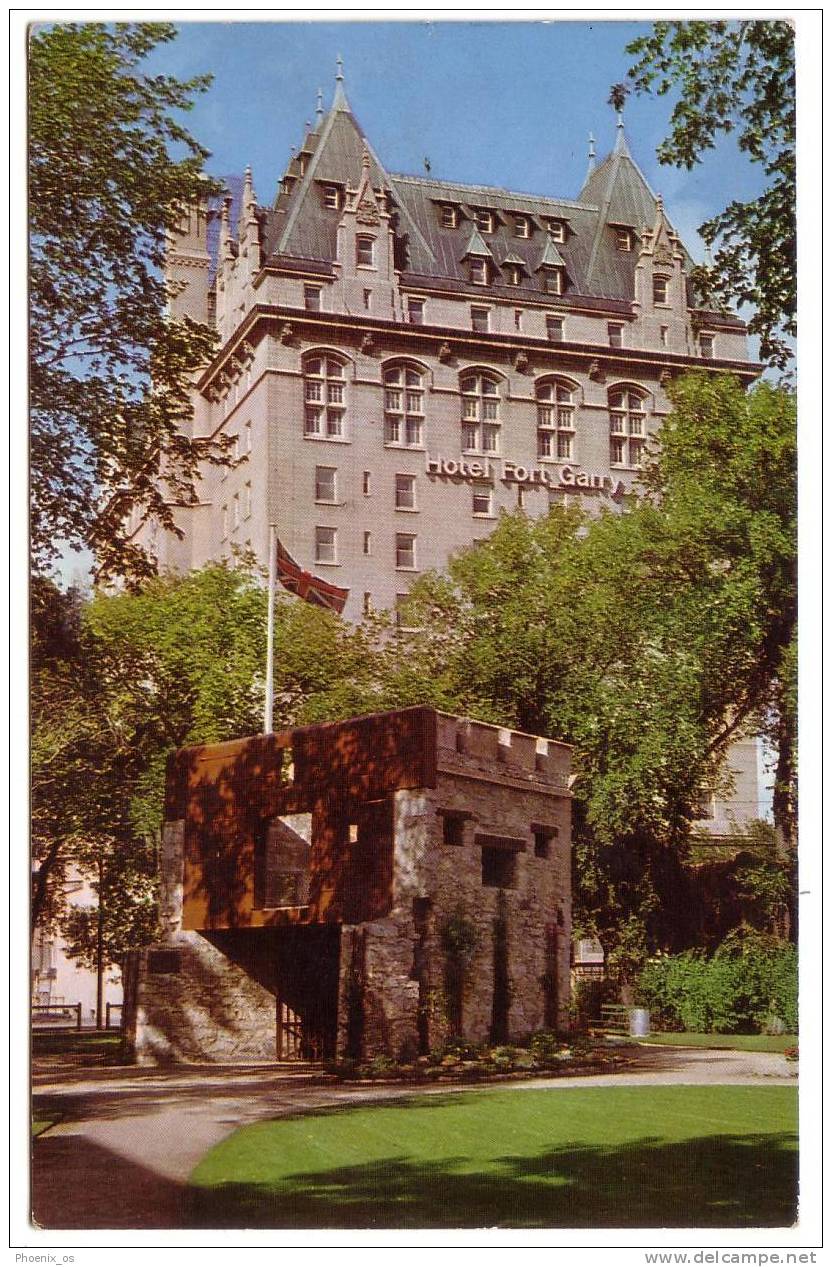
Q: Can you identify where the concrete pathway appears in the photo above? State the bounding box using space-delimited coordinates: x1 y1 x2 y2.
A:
31 1045 796 1230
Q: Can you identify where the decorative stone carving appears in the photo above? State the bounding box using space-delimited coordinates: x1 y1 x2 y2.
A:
360 332 375 354
280 321 294 345
514 350 529 373
438 342 453 363
653 244 674 267
588 359 605 382
356 197 381 226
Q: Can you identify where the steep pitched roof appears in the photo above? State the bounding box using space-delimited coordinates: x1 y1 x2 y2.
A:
262 85 433 268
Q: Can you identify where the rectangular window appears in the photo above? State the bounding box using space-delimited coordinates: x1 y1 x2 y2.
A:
514 309 523 330
700 333 715 359
362 471 371 497
481 846 516 889
363 530 372 555
363 288 372 310
385 416 401 444
514 216 530 239
395 533 416 569
315 466 336 502
471 306 490 333
440 205 458 229
615 227 633 252
653 275 669 305
610 436 626 465
608 322 624 348
557 432 573 460
482 424 500 454
547 220 566 243
660 325 668 348
546 315 564 343
395 474 416 510
407 297 425 325
326 411 343 438
405 417 422 446
315 526 336 563
304 285 321 312
442 813 466 847
475 209 494 233
470 259 489 286
545 268 564 295
472 487 492 516
505 265 522 287
322 186 341 210
304 407 322 436
356 235 375 267
533 826 556 859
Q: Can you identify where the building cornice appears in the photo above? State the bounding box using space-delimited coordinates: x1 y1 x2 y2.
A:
197 303 762 393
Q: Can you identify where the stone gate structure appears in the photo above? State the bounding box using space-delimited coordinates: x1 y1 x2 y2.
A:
124 706 571 1064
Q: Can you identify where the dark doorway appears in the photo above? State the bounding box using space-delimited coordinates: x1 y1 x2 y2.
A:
273 924 341 1061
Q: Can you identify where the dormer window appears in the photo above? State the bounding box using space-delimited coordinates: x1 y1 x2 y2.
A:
541 267 564 296
475 209 495 234
470 258 490 286
440 205 459 229
505 264 523 287
653 275 669 305
514 216 530 239
322 185 341 210
356 235 375 268
615 227 633 252
546 219 566 243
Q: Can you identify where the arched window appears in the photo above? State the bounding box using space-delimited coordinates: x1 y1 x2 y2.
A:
384 364 425 447
609 388 648 467
304 355 347 439
460 372 501 454
536 379 576 460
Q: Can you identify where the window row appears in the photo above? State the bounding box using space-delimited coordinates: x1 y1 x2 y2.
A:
437 204 567 243
303 360 652 465
314 467 496 515
314 527 420 570
220 483 253 538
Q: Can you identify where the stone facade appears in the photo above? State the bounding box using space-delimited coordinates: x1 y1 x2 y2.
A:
126 708 572 1065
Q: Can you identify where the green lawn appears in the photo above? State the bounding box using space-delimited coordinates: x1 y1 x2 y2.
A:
639 1033 797 1053
32 1029 124 1068
32 1117 59 1137
189 1085 797 1229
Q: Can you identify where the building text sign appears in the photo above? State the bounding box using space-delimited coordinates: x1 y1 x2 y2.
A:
426 454 626 499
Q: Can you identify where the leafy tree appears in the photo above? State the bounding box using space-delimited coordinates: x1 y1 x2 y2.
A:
625 20 795 369
31 563 373 975
29 22 223 580
321 375 796 971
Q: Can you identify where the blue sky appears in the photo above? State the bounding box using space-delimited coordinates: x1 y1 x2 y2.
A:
144 18 765 265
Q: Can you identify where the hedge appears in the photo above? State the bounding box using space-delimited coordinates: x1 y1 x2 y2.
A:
635 938 797 1034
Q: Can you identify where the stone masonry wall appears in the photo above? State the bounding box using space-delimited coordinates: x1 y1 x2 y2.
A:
131 932 277 1066
337 717 571 1060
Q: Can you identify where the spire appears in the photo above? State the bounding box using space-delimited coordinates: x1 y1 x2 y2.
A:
243 165 257 218
332 54 350 111
613 114 630 156
315 87 324 124
220 191 234 263
585 132 596 180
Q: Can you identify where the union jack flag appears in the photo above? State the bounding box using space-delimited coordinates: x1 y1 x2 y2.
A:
275 539 349 615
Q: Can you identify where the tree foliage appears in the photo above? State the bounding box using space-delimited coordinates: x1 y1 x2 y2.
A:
625 20 795 369
31 563 371 969
29 22 223 579
312 375 796 969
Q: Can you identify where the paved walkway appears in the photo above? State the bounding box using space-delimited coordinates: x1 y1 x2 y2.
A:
31 1045 796 1230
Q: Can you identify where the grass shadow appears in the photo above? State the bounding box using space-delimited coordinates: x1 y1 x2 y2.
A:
188 1130 798 1229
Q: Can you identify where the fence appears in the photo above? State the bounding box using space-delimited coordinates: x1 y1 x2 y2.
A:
31 1002 82 1031
105 1002 123 1030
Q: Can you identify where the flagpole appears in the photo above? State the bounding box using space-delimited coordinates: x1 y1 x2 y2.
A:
264 523 276 734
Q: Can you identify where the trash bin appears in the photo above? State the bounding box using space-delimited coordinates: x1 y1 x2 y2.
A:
629 1007 650 1038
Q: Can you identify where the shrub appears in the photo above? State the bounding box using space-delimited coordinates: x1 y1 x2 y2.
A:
636 937 797 1034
